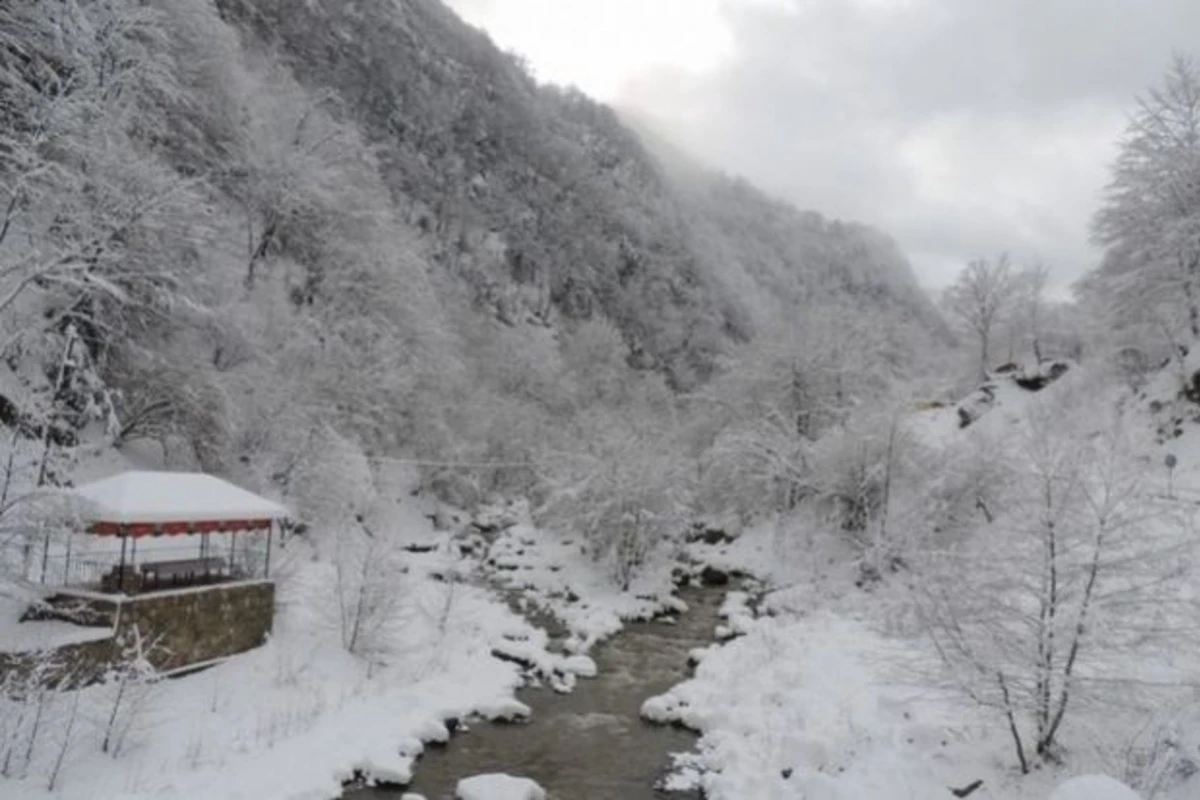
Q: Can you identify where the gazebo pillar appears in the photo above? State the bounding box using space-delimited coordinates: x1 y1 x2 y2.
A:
264 520 274 578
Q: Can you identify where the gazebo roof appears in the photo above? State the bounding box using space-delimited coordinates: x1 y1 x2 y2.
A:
73 471 288 530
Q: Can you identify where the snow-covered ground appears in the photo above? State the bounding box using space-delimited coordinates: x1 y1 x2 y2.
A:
652 518 1175 800
1049 775 1142 800
2 547 539 798
483 513 685 653
641 361 1196 800
0 609 113 653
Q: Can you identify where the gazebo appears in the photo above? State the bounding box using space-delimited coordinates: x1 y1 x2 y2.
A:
72 471 289 594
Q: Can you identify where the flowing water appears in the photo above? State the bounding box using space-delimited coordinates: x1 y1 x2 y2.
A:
344 586 724 800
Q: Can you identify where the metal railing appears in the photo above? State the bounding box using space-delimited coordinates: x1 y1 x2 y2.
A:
1 538 271 591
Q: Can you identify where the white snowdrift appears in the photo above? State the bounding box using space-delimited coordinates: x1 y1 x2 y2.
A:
643 597 995 800
1048 775 1141 800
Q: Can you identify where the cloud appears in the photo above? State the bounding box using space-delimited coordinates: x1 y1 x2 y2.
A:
445 0 736 99
620 0 1200 290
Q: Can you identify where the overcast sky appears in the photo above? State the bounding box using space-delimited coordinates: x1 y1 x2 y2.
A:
445 0 1200 292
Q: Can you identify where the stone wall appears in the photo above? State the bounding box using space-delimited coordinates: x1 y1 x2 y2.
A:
116 580 275 672
2 581 275 685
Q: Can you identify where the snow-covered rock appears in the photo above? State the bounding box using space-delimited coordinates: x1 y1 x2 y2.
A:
1048 775 1141 800
562 654 598 677
479 697 531 722
714 590 756 640
414 717 452 744
455 773 546 800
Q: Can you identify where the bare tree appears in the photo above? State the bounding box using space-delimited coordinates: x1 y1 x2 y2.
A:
0 651 61 780
943 255 1017 380
100 624 161 758
538 421 685 590
45 690 80 792
917 399 1200 771
333 526 409 672
1015 263 1052 364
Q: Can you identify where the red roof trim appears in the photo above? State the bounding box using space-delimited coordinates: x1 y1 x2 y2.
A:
86 519 273 537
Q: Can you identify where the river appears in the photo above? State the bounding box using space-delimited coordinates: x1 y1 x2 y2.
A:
344 585 724 799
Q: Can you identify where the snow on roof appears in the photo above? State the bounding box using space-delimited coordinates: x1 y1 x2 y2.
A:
73 471 288 525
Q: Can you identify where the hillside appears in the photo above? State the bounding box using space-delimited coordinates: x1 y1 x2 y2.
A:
0 0 945 515
207 0 942 384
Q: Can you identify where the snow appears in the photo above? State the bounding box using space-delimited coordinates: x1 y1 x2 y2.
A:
72 471 288 524
7 359 1184 800
655 501 1183 800
50 579 272 604
482 515 682 652
714 590 754 640
644 589 1023 800
477 698 532 722
0 599 114 653
561 654 597 677
0 571 543 800
907 360 1078 449
1049 775 1142 800
455 773 546 800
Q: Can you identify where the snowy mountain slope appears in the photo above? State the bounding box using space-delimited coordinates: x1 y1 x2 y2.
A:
210 0 944 386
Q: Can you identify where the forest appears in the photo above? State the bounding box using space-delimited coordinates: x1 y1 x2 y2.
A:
1 1 1199 799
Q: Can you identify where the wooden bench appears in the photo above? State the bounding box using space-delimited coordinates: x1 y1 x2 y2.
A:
101 566 142 594
139 556 228 588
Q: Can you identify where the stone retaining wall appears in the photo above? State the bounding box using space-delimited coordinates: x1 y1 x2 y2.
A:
1 581 275 685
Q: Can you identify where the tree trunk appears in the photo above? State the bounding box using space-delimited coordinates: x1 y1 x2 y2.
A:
1040 523 1106 755
979 333 990 381
997 671 1029 774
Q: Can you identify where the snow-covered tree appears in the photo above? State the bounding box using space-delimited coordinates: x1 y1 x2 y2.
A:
1088 55 1200 350
0 0 187 333
1012 262 1052 364
538 419 686 590
690 303 907 523
942 254 1017 380
918 391 1200 772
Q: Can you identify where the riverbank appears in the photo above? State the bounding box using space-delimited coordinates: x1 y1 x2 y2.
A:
641 517 1172 800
